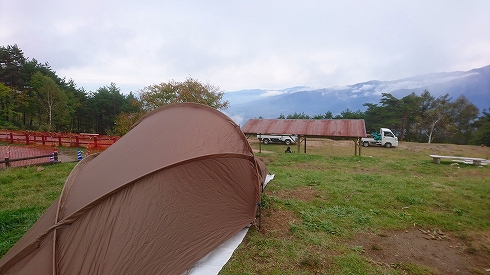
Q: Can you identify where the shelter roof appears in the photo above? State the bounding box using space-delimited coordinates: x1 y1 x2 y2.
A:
241 119 367 138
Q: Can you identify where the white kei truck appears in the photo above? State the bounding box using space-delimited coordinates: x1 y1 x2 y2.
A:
257 134 298 145
362 128 398 148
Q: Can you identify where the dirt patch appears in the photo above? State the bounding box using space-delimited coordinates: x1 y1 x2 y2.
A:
58 155 75 163
57 149 78 162
350 228 490 274
260 208 299 238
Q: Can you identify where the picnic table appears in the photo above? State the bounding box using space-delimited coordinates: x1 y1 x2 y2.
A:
430 155 487 165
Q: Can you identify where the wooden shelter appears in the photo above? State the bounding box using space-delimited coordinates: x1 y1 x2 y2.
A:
241 119 367 155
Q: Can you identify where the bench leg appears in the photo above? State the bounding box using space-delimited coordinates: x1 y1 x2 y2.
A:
473 160 482 166
433 157 440 164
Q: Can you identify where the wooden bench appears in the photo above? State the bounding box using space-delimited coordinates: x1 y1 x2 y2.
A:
430 155 487 166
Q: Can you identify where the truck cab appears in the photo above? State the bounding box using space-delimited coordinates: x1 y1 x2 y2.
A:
362 128 398 148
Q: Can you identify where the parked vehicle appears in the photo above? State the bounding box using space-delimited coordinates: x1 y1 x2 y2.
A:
362 128 398 148
257 134 298 145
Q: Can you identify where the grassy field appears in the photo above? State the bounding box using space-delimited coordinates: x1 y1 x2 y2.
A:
221 139 490 275
0 140 489 274
0 161 77 256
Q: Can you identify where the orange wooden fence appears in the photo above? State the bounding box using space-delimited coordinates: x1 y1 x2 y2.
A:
0 130 120 150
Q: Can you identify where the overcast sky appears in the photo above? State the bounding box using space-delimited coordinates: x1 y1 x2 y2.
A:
1 0 489 94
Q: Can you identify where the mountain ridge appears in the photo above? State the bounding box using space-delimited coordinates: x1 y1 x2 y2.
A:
223 65 490 125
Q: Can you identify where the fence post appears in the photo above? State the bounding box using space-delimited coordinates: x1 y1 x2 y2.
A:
75 136 79 147
58 136 62 146
94 137 98 149
9 133 13 143
25 134 29 145
4 157 9 167
54 151 58 162
42 135 45 146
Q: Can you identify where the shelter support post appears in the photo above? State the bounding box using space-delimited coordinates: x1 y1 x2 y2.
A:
354 139 357 156
304 137 307 153
297 136 306 154
358 137 362 156
353 137 362 156
296 135 302 153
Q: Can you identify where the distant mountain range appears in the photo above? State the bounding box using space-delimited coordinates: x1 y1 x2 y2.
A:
223 65 490 125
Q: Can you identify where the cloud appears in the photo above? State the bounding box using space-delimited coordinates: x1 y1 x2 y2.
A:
1 0 489 93
372 73 480 95
352 84 374 94
260 90 285 97
223 111 245 126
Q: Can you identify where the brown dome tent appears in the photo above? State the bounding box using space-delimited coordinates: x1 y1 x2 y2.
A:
0 103 268 275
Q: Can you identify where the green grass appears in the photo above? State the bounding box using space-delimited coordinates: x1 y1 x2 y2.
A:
1 140 489 274
221 141 490 274
0 163 77 256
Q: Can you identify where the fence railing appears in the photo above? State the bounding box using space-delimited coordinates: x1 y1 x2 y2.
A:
0 145 60 168
0 152 58 168
0 130 119 150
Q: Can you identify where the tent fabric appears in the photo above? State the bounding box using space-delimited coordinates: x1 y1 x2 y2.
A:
185 172 274 275
0 103 267 275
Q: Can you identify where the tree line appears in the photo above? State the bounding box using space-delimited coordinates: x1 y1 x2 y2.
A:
1 44 489 146
279 91 489 146
0 45 227 136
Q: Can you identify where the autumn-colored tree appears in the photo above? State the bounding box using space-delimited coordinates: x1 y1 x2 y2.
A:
138 77 228 112
113 110 146 136
111 92 143 135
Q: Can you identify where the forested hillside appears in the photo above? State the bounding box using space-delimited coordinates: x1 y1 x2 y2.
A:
0 45 139 134
0 45 226 136
1 45 489 145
